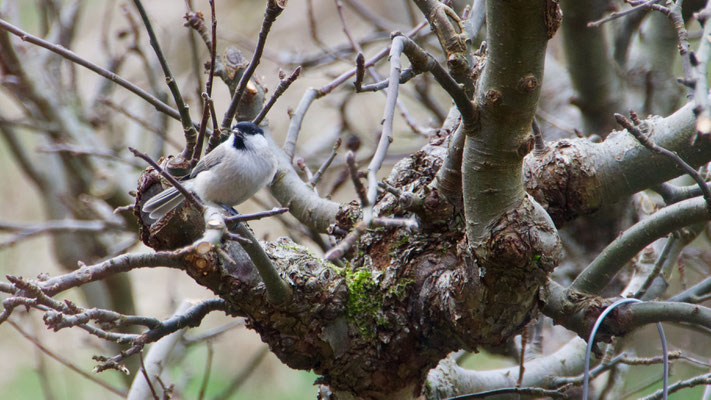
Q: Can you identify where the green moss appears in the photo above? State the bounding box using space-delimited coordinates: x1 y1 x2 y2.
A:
394 233 410 249
325 262 345 275
386 278 413 301
278 242 315 257
344 268 382 338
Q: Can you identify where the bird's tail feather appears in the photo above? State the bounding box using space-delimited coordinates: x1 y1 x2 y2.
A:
142 187 185 221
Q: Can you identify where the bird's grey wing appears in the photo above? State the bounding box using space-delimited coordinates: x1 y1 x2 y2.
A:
142 187 185 220
190 146 224 178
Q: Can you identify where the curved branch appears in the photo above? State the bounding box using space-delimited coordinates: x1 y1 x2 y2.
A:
268 135 341 232
221 0 285 129
571 196 711 294
96 298 227 373
426 338 587 398
523 99 711 226
625 301 711 332
41 250 186 297
0 17 206 133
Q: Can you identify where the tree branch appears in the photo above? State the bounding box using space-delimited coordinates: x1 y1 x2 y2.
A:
571 196 711 294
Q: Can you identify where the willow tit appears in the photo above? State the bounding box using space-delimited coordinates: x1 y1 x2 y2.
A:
142 122 277 221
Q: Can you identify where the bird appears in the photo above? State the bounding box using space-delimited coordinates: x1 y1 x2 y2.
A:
142 122 277 221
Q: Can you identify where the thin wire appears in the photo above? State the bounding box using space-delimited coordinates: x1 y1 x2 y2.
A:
583 298 668 400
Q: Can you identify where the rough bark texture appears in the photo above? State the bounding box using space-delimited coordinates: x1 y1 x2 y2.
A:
134 133 558 398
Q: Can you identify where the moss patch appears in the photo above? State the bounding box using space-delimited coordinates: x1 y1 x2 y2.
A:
344 268 382 338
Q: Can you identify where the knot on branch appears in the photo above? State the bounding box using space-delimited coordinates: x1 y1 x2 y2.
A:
134 163 205 250
523 139 603 226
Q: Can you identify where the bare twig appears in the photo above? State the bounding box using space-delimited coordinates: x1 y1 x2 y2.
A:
7 320 127 397
221 0 285 129
190 0 219 164
346 151 368 207
0 219 124 249
357 68 420 92
213 347 270 400
691 2 711 142
363 36 404 222
41 250 187 297
183 319 245 344
132 0 198 159
282 21 428 160
587 0 662 27
193 92 213 164
615 113 711 211
129 146 205 212
518 325 528 387
310 138 342 187
638 373 711 400
325 217 418 261
442 385 571 400
99 99 182 149
0 17 205 133
224 207 289 222
252 66 302 126
138 351 159 400
335 0 428 136
197 341 214 400
340 0 399 32
95 299 228 373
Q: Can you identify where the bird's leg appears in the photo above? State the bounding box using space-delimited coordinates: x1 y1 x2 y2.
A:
217 202 239 216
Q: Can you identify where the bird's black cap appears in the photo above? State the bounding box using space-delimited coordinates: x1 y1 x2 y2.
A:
233 122 264 136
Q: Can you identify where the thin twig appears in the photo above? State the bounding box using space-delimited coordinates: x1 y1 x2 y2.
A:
335 0 428 136
7 320 127 398
224 207 289 222
364 36 404 222
587 0 662 27
637 373 711 400
691 2 711 142
517 325 528 387
325 217 418 261
0 17 206 134
252 66 302 125
190 0 219 164
346 151 368 207
193 92 212 164
0 219 125 249
221 0 285 129
138 351 159 400
129 146 205 212
131 0 198 159
99 99 182 149
282 21 428 160
95 299 228 373
213 347 270 400
37 143 144 168
197 341 214 400
357 68 420 92
310 138 342 187
442 385 571 400
615 113 711 211
182 319 245 344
